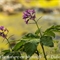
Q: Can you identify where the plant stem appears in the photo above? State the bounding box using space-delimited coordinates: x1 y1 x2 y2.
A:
6 38 12 51
34 20 42 37
34 20 47 60
36 50 40 60
41 43 47 60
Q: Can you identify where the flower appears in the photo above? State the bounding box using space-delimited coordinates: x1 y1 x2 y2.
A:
0 26 9 38
0 26 4 31
0 32 7 38
23 9 36 24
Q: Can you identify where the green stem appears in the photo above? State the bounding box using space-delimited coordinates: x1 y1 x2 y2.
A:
36 50 40 60
6 38 12 51
34 20 47 60
34 20 42 37
41 43 47 60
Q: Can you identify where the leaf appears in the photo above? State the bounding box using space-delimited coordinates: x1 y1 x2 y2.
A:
46 25 60 32
2 50 10 53
13 52 22 60
2 50 10 56
23 33 39 39
44 25 60 38
35 29 40 35
46 25 54 31
44 30 55 38
13 40 26 51
40 36 54 47
9 52 22 60
54 25 60 32
23 42 38 56
25 33 35 38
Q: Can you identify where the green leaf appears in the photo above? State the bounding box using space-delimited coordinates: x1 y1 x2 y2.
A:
44 30 55 38
46 25 60 32
13 52 22 60
23 42 38 56
23 33 39 39
2 50 10 56
40 36 54 47
2 50 10 53
54 25 60 32
25 33 35 38
46 25 54 31
9 52 22 60
35 29 40 35
13 40 26 51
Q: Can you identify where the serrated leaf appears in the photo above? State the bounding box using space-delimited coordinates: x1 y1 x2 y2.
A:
44 30 55 38
40 36 54 47
13 40 26 51
23 42 38 56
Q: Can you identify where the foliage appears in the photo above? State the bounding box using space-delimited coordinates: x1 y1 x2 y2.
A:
40 36 54 47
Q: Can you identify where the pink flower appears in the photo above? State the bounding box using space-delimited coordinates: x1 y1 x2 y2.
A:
0 26 4 31
0 26 9 38
23 9 36 24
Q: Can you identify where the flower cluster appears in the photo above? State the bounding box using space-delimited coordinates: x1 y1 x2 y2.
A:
0 26 9 38
23 9 36 24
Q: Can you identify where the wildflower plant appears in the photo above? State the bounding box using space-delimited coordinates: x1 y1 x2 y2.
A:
1 9 60 60
0 26 9 38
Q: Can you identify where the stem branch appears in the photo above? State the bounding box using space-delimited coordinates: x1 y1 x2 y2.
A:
34 20 47 60
6 38 12 50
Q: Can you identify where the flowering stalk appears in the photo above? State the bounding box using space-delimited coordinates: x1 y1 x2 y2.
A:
23 9 47 60
0 26 12 50
34 20 47 60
